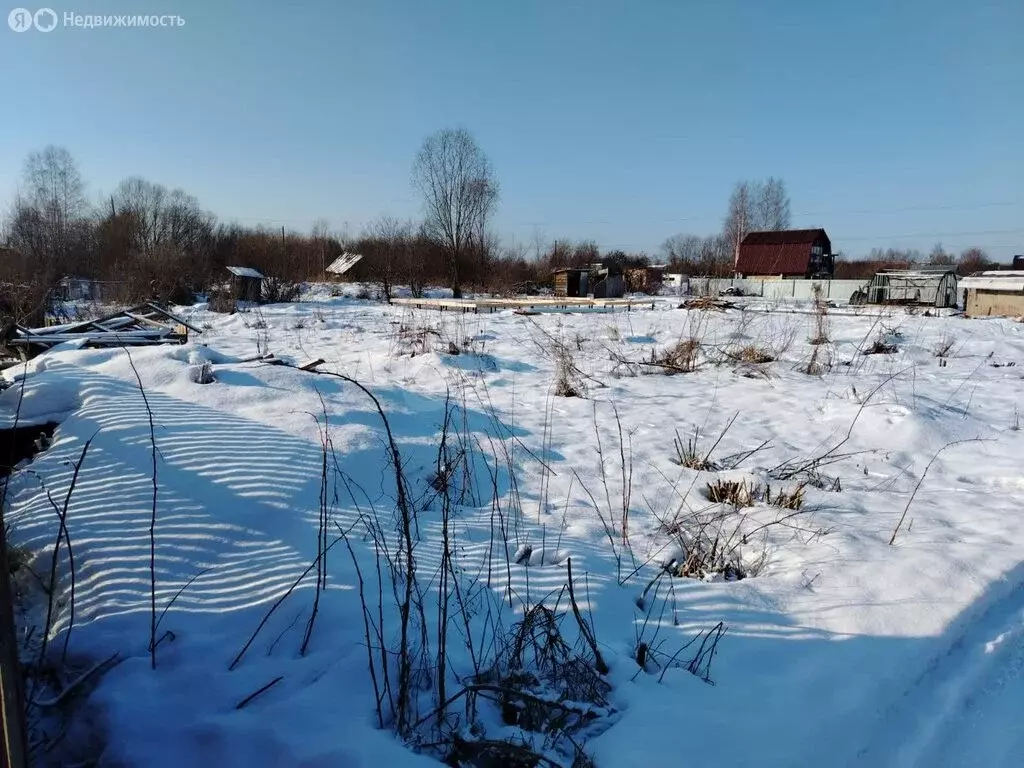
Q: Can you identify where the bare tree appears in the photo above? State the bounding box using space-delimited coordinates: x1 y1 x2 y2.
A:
723 181 753 272
411 128 499 298
754 177 791 231
957 246 991 275
365 215 414 303
112 177 211 256
723 178 791 272
929 242 955 265
22 145 87 261
106 177 213 301
662 234 703 265
530 228 547 262
311 218 331 275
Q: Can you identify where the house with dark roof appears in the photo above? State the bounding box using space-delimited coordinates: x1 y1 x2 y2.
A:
736 229 833 279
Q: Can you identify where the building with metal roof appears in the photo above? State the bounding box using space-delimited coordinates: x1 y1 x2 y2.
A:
735 229 833 279
959 271 1024 318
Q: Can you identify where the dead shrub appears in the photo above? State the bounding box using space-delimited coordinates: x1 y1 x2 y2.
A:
261 276 301 304
659 507 757 581
207 287 235 314
644 310 708 374
671 415 769 472
804 344 831 376
932 334 956 358
730 344 775 364
452 601 611 767
659 479 819 582
554 344 585 397
4 524 31 577
649 338 701 373
808 284 831 345
864 336 898 355
392 321 438 356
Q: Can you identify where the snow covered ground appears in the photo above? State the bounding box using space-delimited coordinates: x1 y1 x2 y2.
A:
3 288 1024 767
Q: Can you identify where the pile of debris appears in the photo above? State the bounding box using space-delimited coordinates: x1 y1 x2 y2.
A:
1 303 201 361
678 297 737 311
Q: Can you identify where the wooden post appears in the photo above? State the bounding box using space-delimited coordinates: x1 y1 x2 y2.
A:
0 520 28 768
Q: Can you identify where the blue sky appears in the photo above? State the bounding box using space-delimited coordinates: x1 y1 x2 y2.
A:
1 0 1021 259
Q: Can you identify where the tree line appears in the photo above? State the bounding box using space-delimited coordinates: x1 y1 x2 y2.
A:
0 137 1001 320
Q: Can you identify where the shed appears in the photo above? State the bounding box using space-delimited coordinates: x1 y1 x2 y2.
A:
553 265 625 299
226 266 265 303
736 229 833 279
959 271 1024 318
624 266 665 294
866 267 958 308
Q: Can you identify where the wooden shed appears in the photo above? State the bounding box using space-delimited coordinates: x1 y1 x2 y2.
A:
553 265 625 299
959 271 1024 318
226 266 265 303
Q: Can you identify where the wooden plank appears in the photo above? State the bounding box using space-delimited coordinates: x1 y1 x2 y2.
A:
140 303 204 334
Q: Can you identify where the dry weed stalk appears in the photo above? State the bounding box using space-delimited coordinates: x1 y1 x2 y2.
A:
932 334 956 358
808 284 831 345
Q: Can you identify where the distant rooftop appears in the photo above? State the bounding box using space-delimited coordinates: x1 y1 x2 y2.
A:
226 266 265 279
326 252 363 275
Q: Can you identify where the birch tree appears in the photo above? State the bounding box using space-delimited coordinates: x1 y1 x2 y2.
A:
412 128 498 298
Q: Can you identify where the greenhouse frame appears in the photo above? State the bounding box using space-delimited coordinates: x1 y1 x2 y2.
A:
865 267 959 308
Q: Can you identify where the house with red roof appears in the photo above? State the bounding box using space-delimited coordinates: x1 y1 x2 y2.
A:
736 229 833 279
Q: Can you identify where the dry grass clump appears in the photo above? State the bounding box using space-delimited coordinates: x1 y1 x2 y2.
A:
764 483 805 510
704 478 805 509
730 344 775 364
649 338 701 373
671 415 770 472
673 429 717 470
705 478 759 506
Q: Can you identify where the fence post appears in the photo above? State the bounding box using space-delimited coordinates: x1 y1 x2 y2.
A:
0 520 29 768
